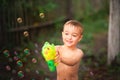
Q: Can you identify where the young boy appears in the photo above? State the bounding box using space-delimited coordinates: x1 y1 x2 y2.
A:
55 20 84 80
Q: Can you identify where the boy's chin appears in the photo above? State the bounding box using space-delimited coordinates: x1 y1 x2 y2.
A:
64 43 73 47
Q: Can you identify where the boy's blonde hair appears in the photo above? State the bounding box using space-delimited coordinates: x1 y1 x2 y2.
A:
63 20 83 35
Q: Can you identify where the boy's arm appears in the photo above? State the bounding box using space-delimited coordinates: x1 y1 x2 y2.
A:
61 50 84 66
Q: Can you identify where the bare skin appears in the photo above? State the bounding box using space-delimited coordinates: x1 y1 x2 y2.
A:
55 20 84 80
56 45 83 80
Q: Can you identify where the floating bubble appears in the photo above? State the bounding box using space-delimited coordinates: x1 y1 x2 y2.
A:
5 65 11 71
39 13 45 18
23 31 29 37
17 17 22 23
3 50 10 57
34 49 39 54
13 56 19 61
24 48 30 56
32 58 37 63
18 71 24 78
90 71 94 76
34 43 39 48
35 70 39 74
16 60 23 67
14 51 18 55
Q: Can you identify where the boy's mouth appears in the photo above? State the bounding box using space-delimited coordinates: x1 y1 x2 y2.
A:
66 40 73 44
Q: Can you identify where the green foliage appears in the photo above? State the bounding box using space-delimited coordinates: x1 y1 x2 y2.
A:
116 52 120 64
1 0 113 79
112 52 120 65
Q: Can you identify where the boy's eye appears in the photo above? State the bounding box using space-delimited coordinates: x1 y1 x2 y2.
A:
72 35 77 37
72 34 78 37
65 33 69 35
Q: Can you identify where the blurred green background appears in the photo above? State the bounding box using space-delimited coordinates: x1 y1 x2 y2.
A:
0 0 119 80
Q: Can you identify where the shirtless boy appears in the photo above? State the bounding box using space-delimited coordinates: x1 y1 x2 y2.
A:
55 20 84 80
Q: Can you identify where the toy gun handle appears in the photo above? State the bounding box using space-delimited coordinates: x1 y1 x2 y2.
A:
47 60 56 72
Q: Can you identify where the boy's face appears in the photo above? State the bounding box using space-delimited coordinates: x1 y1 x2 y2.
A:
62 25 82 47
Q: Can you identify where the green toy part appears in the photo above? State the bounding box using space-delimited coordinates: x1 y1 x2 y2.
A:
42 42 57 72
47 60 56 72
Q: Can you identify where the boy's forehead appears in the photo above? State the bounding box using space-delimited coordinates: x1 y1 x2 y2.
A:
64 25 81 33
64 24 80 30
63 24 83 34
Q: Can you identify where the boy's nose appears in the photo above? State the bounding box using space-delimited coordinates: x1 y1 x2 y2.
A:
67 35 72 40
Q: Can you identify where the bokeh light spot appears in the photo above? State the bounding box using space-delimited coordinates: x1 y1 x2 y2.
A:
39 13 45 18
17 17 23 23
13 56 19 61
16 60 23 67
3 50 10 57
5 65 11 71
32 58 37 63
23 31 29 37
14 51 18 55
18 71 24 78
24 48 30 56
35 70 39 74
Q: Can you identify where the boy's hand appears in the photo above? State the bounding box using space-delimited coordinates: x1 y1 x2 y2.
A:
55 52 60 64
55 46 61 65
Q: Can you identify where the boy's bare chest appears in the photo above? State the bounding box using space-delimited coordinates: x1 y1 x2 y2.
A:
62 51 72 57
61 49 77 58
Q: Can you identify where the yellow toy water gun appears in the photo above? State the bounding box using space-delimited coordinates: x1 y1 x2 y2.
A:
42 42 57 72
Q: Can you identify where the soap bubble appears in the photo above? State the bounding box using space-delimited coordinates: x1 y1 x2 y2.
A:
34 43 39 48
14 51 18 55
32 58 37 63
90 71 94 76
17 17 22 23
13 56 19 61
5 65 11 71
18 71 24 78
34 49 39 54
3 50 10 57
39 13 45 18
35 70 39 74
23 31 29 37
16 60 23 67
24 48 30 56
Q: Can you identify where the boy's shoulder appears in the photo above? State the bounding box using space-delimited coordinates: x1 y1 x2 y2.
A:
76 48 84 57
55 45 63 49
77 48 83 52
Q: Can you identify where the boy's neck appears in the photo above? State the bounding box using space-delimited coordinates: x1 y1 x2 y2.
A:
63 45 77 50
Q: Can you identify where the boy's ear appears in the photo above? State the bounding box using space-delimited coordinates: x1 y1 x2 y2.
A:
62 32 64 36
79 35 83 41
